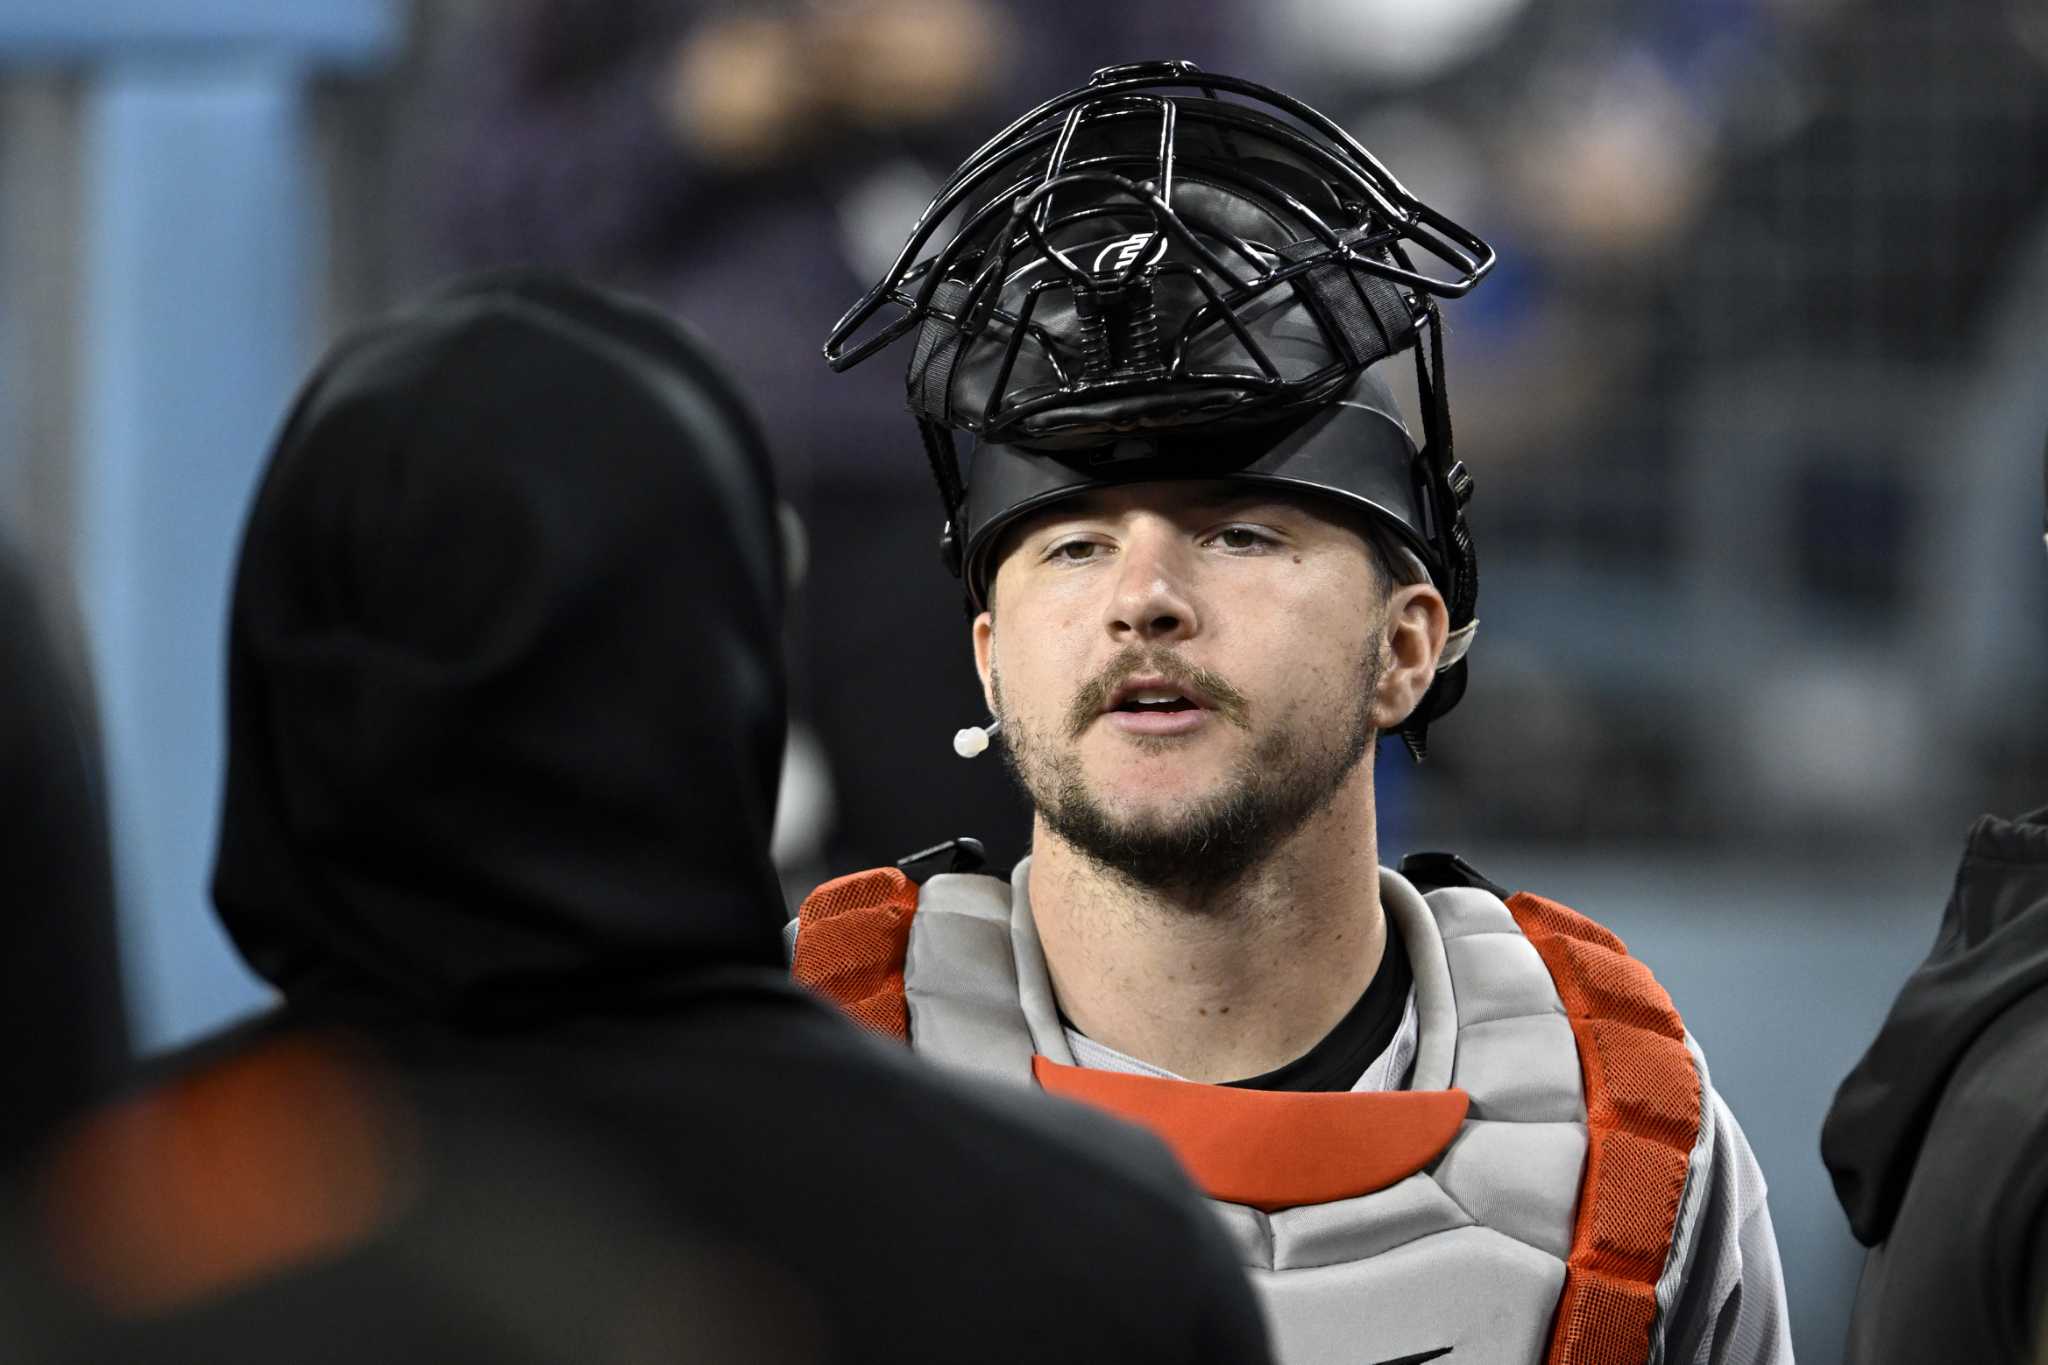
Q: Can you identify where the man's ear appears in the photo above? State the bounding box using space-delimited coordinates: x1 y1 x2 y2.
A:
1371 583 1449 731
972 610 997 713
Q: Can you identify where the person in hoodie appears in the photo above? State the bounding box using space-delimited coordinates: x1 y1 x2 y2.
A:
0 541 130 1162
1820 442 2048 1365
1822 807 2048 1364
0 272 1270 1364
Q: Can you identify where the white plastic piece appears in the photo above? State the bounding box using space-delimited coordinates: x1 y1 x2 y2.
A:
952 719 999 758
1438 617 1479 671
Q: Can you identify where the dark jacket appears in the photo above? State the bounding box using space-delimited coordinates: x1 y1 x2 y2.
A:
1822 806 2048 1365
0 274 1269 1363
0 545 129 1161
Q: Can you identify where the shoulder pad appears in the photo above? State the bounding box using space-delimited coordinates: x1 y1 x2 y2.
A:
1398 849 1509 899
791 867 920 1041
1503 890 1701 1365
893 836 988 884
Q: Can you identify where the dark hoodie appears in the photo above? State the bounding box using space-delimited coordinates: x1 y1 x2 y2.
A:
0 544 129 1161
1822 806 2048 1364
212 270 792 1020
0 275 1270 1363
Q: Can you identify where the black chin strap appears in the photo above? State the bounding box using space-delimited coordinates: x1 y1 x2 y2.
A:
906 278 973 553
914 414 974 597
1400 301 1477 764
916 416 966 515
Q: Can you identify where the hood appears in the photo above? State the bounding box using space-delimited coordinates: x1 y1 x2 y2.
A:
1821 805 2048 1244
212 271 789 1023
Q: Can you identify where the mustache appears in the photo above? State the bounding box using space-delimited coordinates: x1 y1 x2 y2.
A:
1063 645 1252 740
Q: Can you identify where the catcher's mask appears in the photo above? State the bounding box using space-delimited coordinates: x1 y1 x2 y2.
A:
824 60 1494 759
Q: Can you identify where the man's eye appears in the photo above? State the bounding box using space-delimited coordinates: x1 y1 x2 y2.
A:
1209 526 1275 551
1047 540 1107 563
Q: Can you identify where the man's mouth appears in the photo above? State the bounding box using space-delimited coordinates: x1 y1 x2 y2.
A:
1114 688 1200 714
1102 677 1211 736
1105 676 1210 714
1062 652 1251 740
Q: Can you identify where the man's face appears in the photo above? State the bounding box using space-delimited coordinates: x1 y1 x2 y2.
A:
973 480 1438 892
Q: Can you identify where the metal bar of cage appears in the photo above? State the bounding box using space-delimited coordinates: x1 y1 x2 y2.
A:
824 70 1494 370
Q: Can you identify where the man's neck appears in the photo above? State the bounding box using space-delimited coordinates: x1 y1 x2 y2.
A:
1026 770 1388 1084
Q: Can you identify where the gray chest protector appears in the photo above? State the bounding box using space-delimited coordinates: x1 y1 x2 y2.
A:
792 861 1709 1365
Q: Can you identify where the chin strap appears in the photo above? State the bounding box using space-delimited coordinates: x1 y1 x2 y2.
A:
918 415 973 600
1399 300 1477 764
907 277 974 584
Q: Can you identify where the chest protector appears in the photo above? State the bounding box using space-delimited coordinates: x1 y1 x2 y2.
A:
791 862 1706 1365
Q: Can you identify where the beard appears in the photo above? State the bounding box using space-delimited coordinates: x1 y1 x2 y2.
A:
993 641 1383 899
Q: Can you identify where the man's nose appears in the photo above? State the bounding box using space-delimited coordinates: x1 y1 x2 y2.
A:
1103 525 1198 643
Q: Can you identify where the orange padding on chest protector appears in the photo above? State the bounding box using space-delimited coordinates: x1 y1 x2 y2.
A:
1506 893 1703 1365
1034 1057 1468 1212
791 867 919 1041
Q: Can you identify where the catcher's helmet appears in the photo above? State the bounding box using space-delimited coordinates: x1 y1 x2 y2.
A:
824 60 1494 757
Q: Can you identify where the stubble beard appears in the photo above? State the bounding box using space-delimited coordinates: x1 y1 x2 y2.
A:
993 643 1384 902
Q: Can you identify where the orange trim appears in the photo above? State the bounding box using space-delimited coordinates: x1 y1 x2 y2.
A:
1506 893 1703 1365
36 1035 416 1317
1033 1056 1468 1212
791 867 919 1041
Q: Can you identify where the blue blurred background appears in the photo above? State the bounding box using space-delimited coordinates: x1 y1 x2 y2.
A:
2 2 2045 1358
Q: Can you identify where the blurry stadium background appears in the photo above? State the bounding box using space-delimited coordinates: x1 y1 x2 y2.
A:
2 1 2045 1358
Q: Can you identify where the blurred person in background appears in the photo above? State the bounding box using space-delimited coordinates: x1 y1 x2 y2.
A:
0 273 1269 1363
790 62 1791 1365
0 542 130 1163
430 0 1249 878
1817 441 2048 1365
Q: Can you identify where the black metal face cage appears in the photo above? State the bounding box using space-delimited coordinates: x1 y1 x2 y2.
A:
822 60 1494 757
828 60 1491 390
